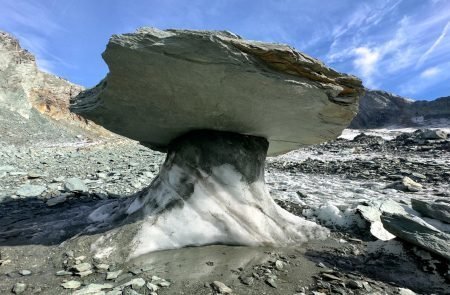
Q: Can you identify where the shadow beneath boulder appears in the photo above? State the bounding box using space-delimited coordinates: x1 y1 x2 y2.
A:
304 242 449 294
0 194 134 246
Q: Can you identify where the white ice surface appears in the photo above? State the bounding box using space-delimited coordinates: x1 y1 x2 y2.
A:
266 125 450 236
310 203 364 228
129 164 328 258
339 127 450 140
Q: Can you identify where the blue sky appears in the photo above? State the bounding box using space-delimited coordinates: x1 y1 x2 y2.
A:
1 0 449 100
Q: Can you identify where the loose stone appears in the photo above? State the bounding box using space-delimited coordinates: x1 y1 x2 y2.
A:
77 270 93 277
56 270 72 276
46 194 67 206
146 282 158 292
106 270 123 280
73 283 114 295
16 184 46 197
347 280 363 289
12 283 27 294
239 276 254 285
266 278 278 288
120 278 146 290
211 281 233 294
72 262 92 273
61 280 82 289
64 177 88 193
275 260 284 270
95 263 110 272
18 269 31 276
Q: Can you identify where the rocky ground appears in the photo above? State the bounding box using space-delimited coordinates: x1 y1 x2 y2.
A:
0 128 449 294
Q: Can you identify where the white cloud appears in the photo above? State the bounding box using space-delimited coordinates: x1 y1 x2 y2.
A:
352 47 380 87
416 21 450 67
331 0 402 41
420 67 441 78
400 61 450 95
322 0 450 98
0 0 68 75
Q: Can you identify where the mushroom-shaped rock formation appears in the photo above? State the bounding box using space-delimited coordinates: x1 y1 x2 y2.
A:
70 28 364 259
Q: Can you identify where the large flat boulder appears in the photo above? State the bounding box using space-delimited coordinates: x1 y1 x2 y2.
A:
412 199 450 224
381 213 450 261
71 28 363 155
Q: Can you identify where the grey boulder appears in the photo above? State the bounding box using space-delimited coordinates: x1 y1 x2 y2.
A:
357 199 406 240
71 27 363 155
381 212 450 261
415 129 448 140
16 184 46 197
412 199 450 224
386 176 422 192
64 177 88 193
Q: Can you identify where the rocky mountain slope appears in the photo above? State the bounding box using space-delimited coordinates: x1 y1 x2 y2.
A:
0 31 109 146
350 90 450 129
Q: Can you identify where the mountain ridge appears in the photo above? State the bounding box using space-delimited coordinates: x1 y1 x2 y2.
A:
0 31 111 145
350 89 450 129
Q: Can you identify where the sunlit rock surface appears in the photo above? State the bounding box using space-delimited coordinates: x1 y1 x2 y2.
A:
0 31 109 144
71 27 363 155
381 212 450 261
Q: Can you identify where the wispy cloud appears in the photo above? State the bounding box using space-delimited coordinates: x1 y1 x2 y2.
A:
352 47 380 87
400 61 450 95
321 0 450 98
0 0 68 74
420 67 441 78
416 21 450 68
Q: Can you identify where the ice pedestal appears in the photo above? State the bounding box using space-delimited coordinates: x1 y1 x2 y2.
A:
89 131 329 259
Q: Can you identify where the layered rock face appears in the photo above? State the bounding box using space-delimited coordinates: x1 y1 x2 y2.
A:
0 31 106 144
71 28 364 258
350 90 450 129
71 28 363 155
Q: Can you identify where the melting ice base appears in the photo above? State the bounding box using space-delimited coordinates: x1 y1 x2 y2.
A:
129 164 328 257
88 131 329 260
89 163 328 259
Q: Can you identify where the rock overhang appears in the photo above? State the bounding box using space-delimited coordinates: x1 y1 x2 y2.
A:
71 27 364 155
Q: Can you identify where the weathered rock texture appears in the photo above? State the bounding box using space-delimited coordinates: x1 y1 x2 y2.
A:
356 199 407 241
71 28 363 155
68 28 365 257
381 213 450 261
0 31 108 145
412 199 450 224
87 131 328 258
350 90 450 129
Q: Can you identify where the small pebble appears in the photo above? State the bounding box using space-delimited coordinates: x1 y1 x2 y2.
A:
18 270 31 276
12 283 27 294
61 280 81 289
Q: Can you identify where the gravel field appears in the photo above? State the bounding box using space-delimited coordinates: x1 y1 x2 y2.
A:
0 128 449 294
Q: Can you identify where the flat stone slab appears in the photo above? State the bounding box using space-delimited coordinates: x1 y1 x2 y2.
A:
412 199 450 224
71 28 363 155
381 212 450 261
